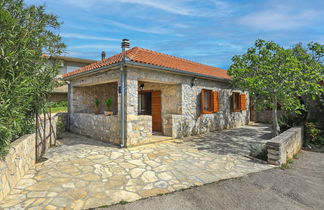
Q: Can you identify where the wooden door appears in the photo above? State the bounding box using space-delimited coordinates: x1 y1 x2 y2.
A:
151 91 162 132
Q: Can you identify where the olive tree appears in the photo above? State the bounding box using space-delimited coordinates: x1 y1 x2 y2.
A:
229 40 323 136
0 0 65 157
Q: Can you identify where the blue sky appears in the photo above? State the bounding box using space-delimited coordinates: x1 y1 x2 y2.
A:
26 0 324 69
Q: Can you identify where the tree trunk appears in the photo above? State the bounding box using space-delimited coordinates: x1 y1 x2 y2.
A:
272 97 280 136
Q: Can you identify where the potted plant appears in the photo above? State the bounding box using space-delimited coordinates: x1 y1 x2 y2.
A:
94 98 100 114
104 98 113 116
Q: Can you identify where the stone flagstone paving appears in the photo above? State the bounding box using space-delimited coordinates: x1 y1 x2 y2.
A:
0 124 274 209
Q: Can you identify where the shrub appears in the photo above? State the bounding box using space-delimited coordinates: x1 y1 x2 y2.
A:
304 122 321 144
95 98 100 107
0 0 65 158
105 98 113 110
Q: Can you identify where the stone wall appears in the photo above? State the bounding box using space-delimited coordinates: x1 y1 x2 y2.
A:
73 82 118 114
256 110 284 123
0 113 67 201
266 126 303 165
70 113 119 144
126 115 152 146
49 93 67 102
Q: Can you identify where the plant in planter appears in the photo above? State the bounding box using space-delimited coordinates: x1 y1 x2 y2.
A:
94 98 100 114
104 98 113 116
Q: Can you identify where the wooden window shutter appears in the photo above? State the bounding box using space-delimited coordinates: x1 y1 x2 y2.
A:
201 89 206 114
212 91 219 112
240 94 247 111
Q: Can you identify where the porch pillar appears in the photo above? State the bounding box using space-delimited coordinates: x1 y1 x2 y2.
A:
67 83 73 131
125 79 138 115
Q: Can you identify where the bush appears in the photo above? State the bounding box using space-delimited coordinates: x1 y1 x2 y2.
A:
0 0 65 158
304 122 321 145
48 101 67 108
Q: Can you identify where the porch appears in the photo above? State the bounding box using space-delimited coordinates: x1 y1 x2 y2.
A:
69 76 183 147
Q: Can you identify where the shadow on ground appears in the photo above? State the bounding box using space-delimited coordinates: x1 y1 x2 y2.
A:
181 123 272 156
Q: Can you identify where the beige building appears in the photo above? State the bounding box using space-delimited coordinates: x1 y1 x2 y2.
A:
63 39 249 147
50 56 96 101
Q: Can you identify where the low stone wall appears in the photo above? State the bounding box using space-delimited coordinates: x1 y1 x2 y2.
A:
164 111 248 138
70 113 119 144
266 126 303 165
0 113 67 201
126 115 152 146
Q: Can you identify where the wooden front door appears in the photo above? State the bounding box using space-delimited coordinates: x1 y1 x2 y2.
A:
151 91 162 132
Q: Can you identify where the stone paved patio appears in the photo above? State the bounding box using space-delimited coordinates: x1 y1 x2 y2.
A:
0 123 274 209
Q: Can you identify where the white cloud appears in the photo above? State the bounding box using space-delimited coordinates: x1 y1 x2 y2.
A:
61 33 120 41
118 0 197 16
238 9 319 31
54 0 228 17
104 20 169 34
71 44 119 49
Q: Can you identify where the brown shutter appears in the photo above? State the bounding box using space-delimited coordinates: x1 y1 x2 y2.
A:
240 94 246 111
201 89 206 114
213 91 219 112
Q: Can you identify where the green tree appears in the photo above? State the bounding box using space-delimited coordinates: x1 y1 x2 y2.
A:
0 0 65 157
229 40 323 136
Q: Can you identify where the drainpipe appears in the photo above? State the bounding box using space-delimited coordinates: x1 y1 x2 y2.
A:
66 81 71 131
120 39 130 148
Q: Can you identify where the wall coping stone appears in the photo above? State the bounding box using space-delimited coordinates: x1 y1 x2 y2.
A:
266 126 303 165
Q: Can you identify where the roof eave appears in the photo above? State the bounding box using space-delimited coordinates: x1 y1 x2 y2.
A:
63 62 123 80
125 61 231 82
63 61 231 82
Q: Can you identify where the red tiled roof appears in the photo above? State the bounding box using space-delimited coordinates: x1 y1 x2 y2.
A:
62 47 230 79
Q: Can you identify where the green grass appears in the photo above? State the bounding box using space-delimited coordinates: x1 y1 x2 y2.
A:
50 106 67 113
280 158 293 170
95 205 109 208
119 200 128 205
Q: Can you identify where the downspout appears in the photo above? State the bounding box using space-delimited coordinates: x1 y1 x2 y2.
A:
120 39 130 148
120 61 125 148
66 81 71 131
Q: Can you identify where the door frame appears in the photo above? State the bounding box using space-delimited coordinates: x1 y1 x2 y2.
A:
138 90 162 133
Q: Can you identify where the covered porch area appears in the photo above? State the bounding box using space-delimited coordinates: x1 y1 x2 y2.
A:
125 80 182 146
69 77 121 144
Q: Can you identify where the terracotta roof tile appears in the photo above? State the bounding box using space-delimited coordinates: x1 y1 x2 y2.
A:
62 47 230 79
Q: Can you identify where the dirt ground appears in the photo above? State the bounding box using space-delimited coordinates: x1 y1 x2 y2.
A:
104 150 324 210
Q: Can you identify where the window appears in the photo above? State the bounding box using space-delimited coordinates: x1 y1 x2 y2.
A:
138 92 152 115
231 92 240 112
201 89 219 114
231 92 247 112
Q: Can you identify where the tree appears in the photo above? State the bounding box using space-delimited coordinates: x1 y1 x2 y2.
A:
0 0 65 157
229 40 323 136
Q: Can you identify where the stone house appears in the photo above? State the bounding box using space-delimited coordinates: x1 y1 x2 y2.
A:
63 39 249 147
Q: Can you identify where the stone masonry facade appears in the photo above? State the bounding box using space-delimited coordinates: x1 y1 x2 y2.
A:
68 66 249 147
